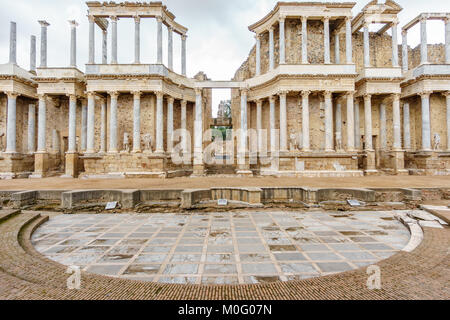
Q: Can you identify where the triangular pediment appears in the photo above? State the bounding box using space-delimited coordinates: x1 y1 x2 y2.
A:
362 0 402 14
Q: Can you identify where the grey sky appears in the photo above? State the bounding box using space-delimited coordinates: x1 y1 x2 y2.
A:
0 0 449 114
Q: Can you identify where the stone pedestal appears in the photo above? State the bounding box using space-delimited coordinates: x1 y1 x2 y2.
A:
363 150 378 175
61 152 79 178
0 153 34 179
30 152 49 178
192 164 205 177
392 150 408 175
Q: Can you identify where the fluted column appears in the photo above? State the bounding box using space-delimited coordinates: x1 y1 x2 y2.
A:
157 17 163 64
334 32 340 64
67 95 77 153
346 92 355 151
392 22 399 67
81 102 87 151
302 17 308 64
109 92 119 153
420 17 428 65
324 91 333 151
255 34 261 75
269 96 276 152
194 89 203 164
323 17 330 64
392 94 402 150
256 99 262 153
269 27 274 70
37 95 47 152
134 16 140 64
155 92 164 153
446 18 450 64
363 22 370 67
240 89 248 154
86 93 96 153
88 16 95 64
181 100 187 153
444 92 450 151
345 17 352 64
102 29 107 64
30 35 36 72
279 91 287 152
5 93 18 153
335 102 342 151
28 104 36 153
9 22 16 65
167 97 174 153
403 102 411 150
100 99 107 153
181 34 187 76
111 16 118 64
420 92 432 151
379 103 387 150
363 94 373 151
132 91 141 152
301 91 310 151
168 27 173 70
39 21 50 68
279 17 285 64
69 20 78 67
402 30 408 72
354 99 361 149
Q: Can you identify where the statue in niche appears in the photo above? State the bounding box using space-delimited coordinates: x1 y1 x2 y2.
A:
289 132 300 152
123 132 130 153
335 133 343 151
143 134 153 153
433 133 440 151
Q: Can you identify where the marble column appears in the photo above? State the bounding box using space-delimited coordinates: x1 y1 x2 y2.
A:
324 91 333 151
301 91 310 151
279 17 285 64
181 34 187 76
324 17 330 64
69 20 78 68
345 17 352 64
167 97 174 152
100 99 107 153
28 104 36 153
420 17 428 65
269 96 276 152
335 101 342 150
403 102 411 150
102 29 108 64
354 99 361 149
269 27 274 70
346 92 355 151
255 34 261 75
445 18 450 64
88 16 95 64
194 89 203 164
402 30 408 72
30 35 36 72
39 21 50 68
81 102 87 151
86 93 96 153
444 92 450 151
9 22 16 65
302 17 308 64
168 27 173 70
279 91 287 152
5 93 18 153
391 22 399 67
155 92 164 153
132 91 141 152
240 89 248 154
379 103 387 150
111 16 118 64
363 22 370 68
109 92 119 153
37 95 47 152
134 16 141 64
157 17 163 64
67 95 77 153
334 32 340 64
420 92 432 150
256 99 262 153
364 94 373 150
392 94 402 150
181 100 187 153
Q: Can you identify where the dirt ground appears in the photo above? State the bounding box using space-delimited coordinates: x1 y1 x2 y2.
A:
0 175 449 190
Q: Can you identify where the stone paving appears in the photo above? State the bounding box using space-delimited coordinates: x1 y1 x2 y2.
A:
32 211 410 285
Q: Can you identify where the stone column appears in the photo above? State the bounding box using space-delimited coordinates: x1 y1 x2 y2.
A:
132 91 141 153
67 95 77 153
335 101 342 151
364 94 373 150
181 34 187 76
269 27 274 70
100 99 107 153
269 96 276 152
302 17 308 64
88 16 95 64
301 91 310 151
240 89 248 154
155 92 164 153
279 91 287 152
403 102 411 150
391 22 399 67
134 16 141 64
420 92 432 151
279 17 286 64
256 99 262 153
324 91 334 151
444 92 450 151
402 30 408 72
346 92 355 151
111 16 118 64
379 103 387 150
324 17 330 64
167 97 174 152
30 35 36 72
354 99 361 149
363 22 370 68
109 92 119 153
181 100 187 153
168 27 173 70
39 21 50 68
81 102 87 152
392 94 402 150
194 89 203 165
69 20 78 68
9 22 16 65
420 17 428 64
102 29 108 64
157 17 163 64
86 93 96 154
334 32 340 64
255 34 261 75
446 18 450 64
37 95 47 152
28 104 36 153
5 93 18 153
345 17 352 64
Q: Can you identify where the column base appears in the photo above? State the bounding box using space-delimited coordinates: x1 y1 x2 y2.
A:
30 152 49 178
191 164 205 177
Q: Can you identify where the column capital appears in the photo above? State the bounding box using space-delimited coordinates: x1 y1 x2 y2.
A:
167 97 175 104
392 19 399 27
269 26 274 32
66 94 77 101
442 91 450 97
38 94 47 101
255 98 263 105
301 16 308 23
255 33 261 40
301 90 311 98
38 20 50 27
132 91 141 98
88 15 95 23
363 93 372 101
345 16 352 23
401 29 407 36
68 20 79 28
108 91 119 99
269 95 276 103
181 34 187 41
324 90 332 99
363 20 370 28
86 91 96 99
134 16 141 24
419 91 432 98
392 93 401 100
110 15 118 22
278 90 288 97
181 99 187 107
156 16 163 23
279 15 286 23
420 15 427 23
155 91 164 99
322 16 330 23
240 88 248 96
194 88 202 96
6 92 19 99
345 91 355 98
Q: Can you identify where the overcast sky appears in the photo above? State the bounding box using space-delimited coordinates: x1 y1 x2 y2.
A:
0 0 448 115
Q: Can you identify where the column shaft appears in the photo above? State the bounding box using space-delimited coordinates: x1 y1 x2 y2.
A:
157 18 163 64
393 94 402 150
69 21 78 67
240 90 248 154
28 104 36 153
346 93 355 151
324 18 330 64
181 100 187 153
9 22 16 64
111 17 118 64
88 17 95 64
403 103 411 150
302 91 310 151
421 18 428 64
156 92 164 153
445 93 450 150
256 100 262 153
134 17 140 64
446 19 450 64
133 92 141 152
255 35 261 75
194 89 203 164
102 30 107 64
86 93 96 153
345 18 352 64
392 23 399 67
109 93 118 152
100 99 107 153
364 95 373 150
6 94 17 153
379 103 387 150
269 28 274 70
167 97 174 152
269 97 276 152
334 33 340 64
420 92 432 150
279 92 287 151
279 18 285 64
363 23 370 67
324 91 333 151
168 27 173 70
30 35 36 72
68 95 77 153
402 31 408 72
181 35 187 76
39 21 49 68
302 17 308 64
37 96 47 152
354 99 361 149
335 102 342 150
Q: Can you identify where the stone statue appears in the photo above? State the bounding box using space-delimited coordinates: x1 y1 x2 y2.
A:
143 133 153 152
335 133 342 151
289 132 300 151
123 132 130 153
433 133 440 151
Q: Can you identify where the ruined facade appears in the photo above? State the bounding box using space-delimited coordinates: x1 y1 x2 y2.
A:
0 1 449 179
